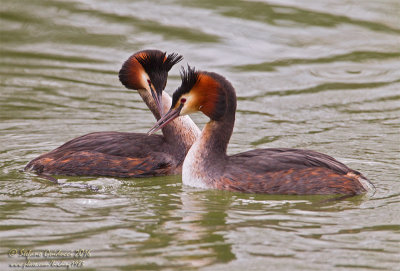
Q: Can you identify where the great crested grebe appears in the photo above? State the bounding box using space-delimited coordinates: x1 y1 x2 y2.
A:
148 66 375 195
25 50 200 177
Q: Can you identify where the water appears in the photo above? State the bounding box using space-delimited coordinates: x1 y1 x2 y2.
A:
1 0 399 270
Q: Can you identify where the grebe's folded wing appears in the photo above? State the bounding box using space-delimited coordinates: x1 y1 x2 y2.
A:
25 131 175 177
220 148 367 194
43 132 166 159
26 150 175 178
229 148 355 175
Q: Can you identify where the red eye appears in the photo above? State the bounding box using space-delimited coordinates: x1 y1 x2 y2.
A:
180 98 186 104
147 79 151 85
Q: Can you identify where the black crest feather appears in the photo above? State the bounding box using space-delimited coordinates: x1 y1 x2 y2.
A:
172 65 200 107
164 53 184 71
135 50 183 93
135 50 183 74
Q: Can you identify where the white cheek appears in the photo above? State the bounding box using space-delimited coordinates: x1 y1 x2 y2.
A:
180 105 197 116
141 72 150 91
179 94 198 116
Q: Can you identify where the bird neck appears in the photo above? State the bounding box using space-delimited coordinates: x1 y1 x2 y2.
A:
191 86 237 165
201 118 234 157
138 89 201 156
138 89 161 120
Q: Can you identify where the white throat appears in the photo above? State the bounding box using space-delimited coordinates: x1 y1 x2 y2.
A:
182 133 210 189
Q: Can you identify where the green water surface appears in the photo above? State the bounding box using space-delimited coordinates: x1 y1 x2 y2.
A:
1 0 399 270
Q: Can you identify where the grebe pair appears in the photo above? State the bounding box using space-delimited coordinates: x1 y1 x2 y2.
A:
25 49 374 195
25 50 200 177
149 67 375 195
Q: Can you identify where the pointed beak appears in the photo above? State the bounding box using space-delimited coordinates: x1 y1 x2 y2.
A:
147 104 183 135
149 84 164 116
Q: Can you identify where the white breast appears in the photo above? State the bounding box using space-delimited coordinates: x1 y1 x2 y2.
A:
182 140 209 189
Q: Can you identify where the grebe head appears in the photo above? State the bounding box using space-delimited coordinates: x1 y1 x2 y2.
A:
148 65 228 135
119 49 183 115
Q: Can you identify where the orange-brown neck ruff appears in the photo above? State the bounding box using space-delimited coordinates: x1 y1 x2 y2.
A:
119 53 146 90
194 74 223 119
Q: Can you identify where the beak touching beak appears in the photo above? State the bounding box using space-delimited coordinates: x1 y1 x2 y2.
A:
147 104 183 135
149 84 163 116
